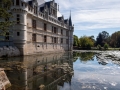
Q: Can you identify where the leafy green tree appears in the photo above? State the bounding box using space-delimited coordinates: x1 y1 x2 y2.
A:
110 31 120 48
104 43 109 50
79 36 94 49
89 35 95 46
73 35 79 47
97 44 102 50
96 31 110 47
0 0 12 38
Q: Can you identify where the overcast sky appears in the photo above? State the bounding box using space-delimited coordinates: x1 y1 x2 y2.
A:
46 0 120 38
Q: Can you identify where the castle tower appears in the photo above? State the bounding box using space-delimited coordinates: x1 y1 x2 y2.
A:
12 0 27 55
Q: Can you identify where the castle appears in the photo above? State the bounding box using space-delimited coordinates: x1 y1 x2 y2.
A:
5 0 74 55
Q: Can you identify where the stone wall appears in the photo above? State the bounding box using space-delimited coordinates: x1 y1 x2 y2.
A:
23 43 68 55
0 46 20 57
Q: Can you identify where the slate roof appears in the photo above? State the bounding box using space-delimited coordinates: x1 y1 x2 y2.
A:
45 1 51 8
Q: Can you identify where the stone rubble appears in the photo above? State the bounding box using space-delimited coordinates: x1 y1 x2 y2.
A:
96 51 120 61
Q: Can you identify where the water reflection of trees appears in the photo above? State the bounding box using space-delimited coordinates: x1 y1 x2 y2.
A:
73 52 95 63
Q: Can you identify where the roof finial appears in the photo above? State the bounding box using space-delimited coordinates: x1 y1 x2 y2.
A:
58 4 59 11
70 10 71 15
69 10 72 26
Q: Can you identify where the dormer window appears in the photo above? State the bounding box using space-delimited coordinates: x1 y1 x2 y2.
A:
21 2 23 6
53 10 55 16
34 6 37 14
16 0 19 6
12 0 14 5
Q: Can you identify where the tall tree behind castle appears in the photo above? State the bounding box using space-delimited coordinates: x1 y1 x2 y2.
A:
0 0 13 39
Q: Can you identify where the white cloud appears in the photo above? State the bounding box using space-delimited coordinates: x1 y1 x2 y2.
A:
73 9 120 30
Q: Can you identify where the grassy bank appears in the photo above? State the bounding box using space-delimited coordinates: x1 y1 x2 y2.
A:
73 47 120 51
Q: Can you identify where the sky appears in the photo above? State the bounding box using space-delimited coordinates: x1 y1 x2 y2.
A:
45 0 120 39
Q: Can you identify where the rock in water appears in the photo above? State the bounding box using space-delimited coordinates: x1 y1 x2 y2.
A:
0 68 11 89
39 84 45 90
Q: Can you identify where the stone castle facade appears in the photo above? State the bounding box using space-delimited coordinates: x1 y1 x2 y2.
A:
9 0 74 55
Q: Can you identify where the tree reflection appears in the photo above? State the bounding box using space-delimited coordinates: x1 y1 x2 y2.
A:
73 52 95 63
79 52 94 63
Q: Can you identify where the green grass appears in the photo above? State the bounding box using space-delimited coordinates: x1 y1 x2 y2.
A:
108 48 120 50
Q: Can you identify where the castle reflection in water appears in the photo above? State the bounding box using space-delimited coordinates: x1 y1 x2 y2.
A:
0 52 74 90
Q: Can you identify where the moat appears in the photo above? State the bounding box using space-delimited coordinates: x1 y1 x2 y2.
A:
0 51 120 90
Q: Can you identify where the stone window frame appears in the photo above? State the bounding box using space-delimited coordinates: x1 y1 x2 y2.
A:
66 31 69 36
51 37 54 43
61 29 63 35
54 37 57 43
61 38 63 44
66 39 68 44
52 26 58 34
34 5 37 14
44 35 47 43
32 33 36 42
44 23 47 31
16 14 20 24
32 19 36 28
5 32 9 41
17 32 20 36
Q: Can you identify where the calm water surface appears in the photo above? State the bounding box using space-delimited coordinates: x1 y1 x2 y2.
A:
60 52 120 90
0 52 120 90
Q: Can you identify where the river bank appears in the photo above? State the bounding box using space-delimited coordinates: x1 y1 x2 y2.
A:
73 50 120 62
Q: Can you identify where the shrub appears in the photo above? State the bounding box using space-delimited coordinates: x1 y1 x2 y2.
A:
104 43 109 50
97 44 102 50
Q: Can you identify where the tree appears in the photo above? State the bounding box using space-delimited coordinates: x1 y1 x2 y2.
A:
110 31 120 48
0 0 12 39
79 36 94 49
89 35 95 46
97 44 102 50
73 35 79 47
104 43 109 50
96 31 110 47
96 33 103 46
